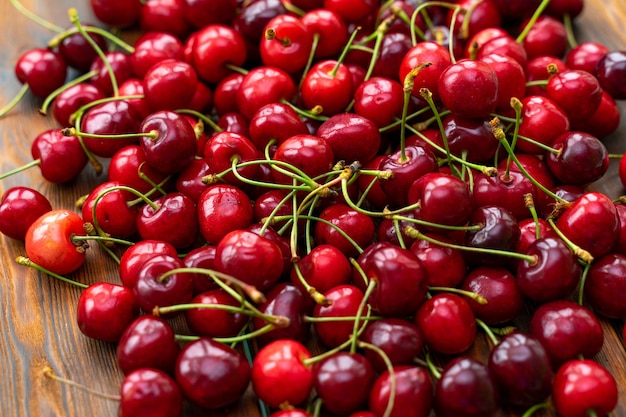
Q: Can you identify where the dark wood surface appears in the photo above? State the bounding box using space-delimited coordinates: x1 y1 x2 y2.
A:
0 1 625 416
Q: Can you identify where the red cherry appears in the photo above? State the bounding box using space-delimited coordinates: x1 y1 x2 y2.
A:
136 192 199 249
565 41 610 74
15 48 67 98
471 169 537 221
353 76 404 128
516 95 570 155
108 145 170 195
182 0 238 29
313 284 366 348
191 24 247 84
290 243 352 297
185 288 248 338
519 15 568 60
25 209 87 275
119 368 183 417
203 131 260 186
81 180 138 239
571 90 621 138
236 66 297 119
118 78 150 119
118 240 178 290
300 59 354 116
552 360 618 417
197 184 254 244
399 41 452 102
323 0 378 23
0 186 52 241
546 69 603 120
89 51 133 96
317 112 381 165
76 282 138 343
175 337 251 409
271 134 335 185
80 100 142 158
51 82 105 127
30 129 88 184
479 53 526 113
129 31 184 78
143 59 198 112
248 102 309 150
301 8 348 59
595 51 626 100
525 55 568 97
368 365 433 417
260 14 313 74
585 253 626 319
251 339 313 408
360 318 424 373
414 293 477 355
139 0 190 39
409 233 467 288
89 0 141 28
314 203 376 259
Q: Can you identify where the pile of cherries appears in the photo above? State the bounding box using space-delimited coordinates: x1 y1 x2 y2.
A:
2 0 626 416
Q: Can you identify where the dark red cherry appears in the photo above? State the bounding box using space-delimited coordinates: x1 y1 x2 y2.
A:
313 352 375 416
31 129 88 184
139 110 198 175
323 0 378 23
89 51 133 97
519 15 567 60
546 69 603 120
271 134 334 186
565 41 610 74
437 114 499 163
89 0 142 28
313 284 366 348
314 203 376 259
182 0 238 28
119 368 183 417
585 253 626 319
545 0 584 18
253 283 310 345
251 339 313 408
143 59 198 112
361 318 424 373
136 192 198 249
530 300 604 367
399 41 452 102
118 78 150 119
368 365 433 417
317 113 381 165
595 50 626 100
415 293 476 355
464 205 520 267
488 332 552 408
76 282 138 343
552 359 618 417
116 315 180 375
248 102 309 150
479 53 526 113
52 82 105 127
185 288 248 338
108 145 171 196
434 356 499 417
139 0 190 39
15 48 67 98
409 234 467 288
571 90 621 139
175 337 251 409
0 187 52 241
471 169 537 221
119 240 178 289
461 266 524 325
290 243 352 298
81 180 138 239
476 33 528 69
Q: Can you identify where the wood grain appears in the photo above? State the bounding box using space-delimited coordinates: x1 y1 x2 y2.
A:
0 1 625 417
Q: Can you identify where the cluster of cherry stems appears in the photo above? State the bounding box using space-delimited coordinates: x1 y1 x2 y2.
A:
1 0 626 416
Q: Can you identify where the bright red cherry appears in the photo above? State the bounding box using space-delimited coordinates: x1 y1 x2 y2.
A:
119 368 183 417
0 187 52 241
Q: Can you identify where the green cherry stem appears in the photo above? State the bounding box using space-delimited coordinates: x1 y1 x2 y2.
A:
563 13 579 49
516 0 552 43
428 286 488 305
0 84 30 118
577 260 592 306
291 263 328 305
358 341 396 417
15 256 88 289
43 367 121 401
175 108 223 133
521 402 550 417
424 351 441 379
39 70 98 116
475 318 500 347
350 279 376 353
9 0 64 32
546 218 594 264
48 25 135 53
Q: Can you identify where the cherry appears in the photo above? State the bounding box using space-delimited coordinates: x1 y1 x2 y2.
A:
214 229 284 292
300 59 354 117
119 240 178 290
251 339 313 409
555 191 619 259
546 69 603 121
88 0 141 28
313 352 375 415
376 211 419 248
51 82 106 128
116 315 180 375
27 129 88 184
233 0 288 58
530 300 604 367
399 41 452 102
236 66 297 119
595 50 626 100
314 203 376 259
301 8 348 59
361 318 424 373
0 186 52 241
185 288 248 338
368 365 433 417
197 184 253 244
81 180 138 239
516 95 570 155
182 0 238 28
464 205 521 267
552 359 618 417
317 112 381 165
175 337 251 409
488 332 552 408
190 24 247 84
492 0 540 21
248 102 309 150
525 56 568 98
585 253 626 319
142 59 198 112
460 266 524 325
479 53 526 114
571 90 621 139
359 243 428 317
371 32 414 82
108 145 171 196
79 99 142 158
519 15 568 60
323 0 378 23
14 48 67 99
437 114 499 163
216 111 251 138
353 76 404 129
448 0 502 41
129 31 185 78
119 368 183 417
476 33 528 69
313 284 366 348
24 209 87 275
139 110 198 175
76 282 138 343
139 0 189 39
409 233 467 288
260 14 313 75
271 134 335 186
118 78 150 119
89 51 133 97
136 192 199 249
472 170 537 221
434 356 499 417
545 0 584 18
515 216 557 256
253 283 310 345
566 41 610 74
438 59 499 119
203 131 260 186
290 243 352 298
463 27 509 59
414 292 477 355
133 254 194 316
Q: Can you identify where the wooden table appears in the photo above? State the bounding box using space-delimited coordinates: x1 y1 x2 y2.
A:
0 1 625 416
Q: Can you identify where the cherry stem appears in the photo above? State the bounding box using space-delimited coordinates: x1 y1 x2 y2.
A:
521 402 550 417
358 341 396 417
428 286 488 305
223 63 249 76
39 70 98 116
363 14 395 82
43 367 121 401
331 25 362 78
420 87 456 170
563 13 578 49
516 0 552 43
424 351 441 379
299 33 320 92
71 233 133 248
280 99 328 122
409 1 460 45
0 84 30 118
70 95 144 126
158 302 287 328
340 178 421 219
546 217 594 264
291 263 328 305
475 318 500 347
175 109 222 133
447 5 463 63
62 126 158 141
503 97 524 176
15 256 88 289
577 261 591 306
48 25 135 53
68 8 119 97
393 218 408 250
400 64 430 161
0 158 41 180
516 134 560 155
350 279 376 354
82 222 122 265
280 0 305 16
404 226 538 264
379 105 433 133
9 0 64 32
